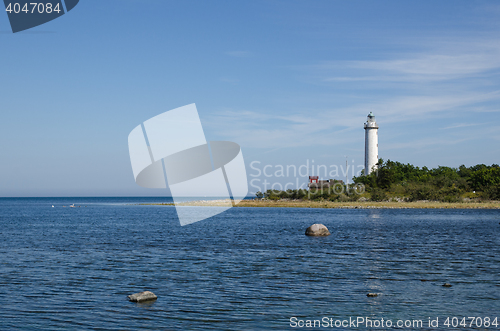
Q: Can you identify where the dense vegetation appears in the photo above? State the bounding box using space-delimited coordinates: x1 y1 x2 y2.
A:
256 159 500 202
354 159 500 202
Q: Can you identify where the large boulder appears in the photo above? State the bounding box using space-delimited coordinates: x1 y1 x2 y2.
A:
128 291 157 303
305 224 331 236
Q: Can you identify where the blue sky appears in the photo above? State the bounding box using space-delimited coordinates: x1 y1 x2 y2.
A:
1 0 499 196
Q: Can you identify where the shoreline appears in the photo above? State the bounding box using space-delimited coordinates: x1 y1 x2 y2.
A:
235 200 500 209
143 199 500 209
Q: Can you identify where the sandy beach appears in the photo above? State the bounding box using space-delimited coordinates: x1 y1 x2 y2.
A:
161 199 500 209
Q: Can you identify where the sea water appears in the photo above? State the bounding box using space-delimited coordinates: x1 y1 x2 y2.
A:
0 198 499 330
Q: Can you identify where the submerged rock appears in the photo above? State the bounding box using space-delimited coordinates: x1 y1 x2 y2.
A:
128 291 157 302
305 224 331 236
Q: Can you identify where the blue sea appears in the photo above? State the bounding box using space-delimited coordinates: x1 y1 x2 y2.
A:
0 198 499 330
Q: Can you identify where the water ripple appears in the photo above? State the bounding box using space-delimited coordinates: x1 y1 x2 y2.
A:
0 198 499 330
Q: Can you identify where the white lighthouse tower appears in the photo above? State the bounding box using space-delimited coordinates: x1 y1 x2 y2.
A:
364 112 379 175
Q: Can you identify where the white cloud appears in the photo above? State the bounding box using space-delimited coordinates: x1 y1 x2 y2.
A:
319 40 500 83
440 123 484 130
205 89 500 149
208 37 500 152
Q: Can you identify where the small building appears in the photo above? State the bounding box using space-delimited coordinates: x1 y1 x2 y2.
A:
308 177 344 190
309 176 319 184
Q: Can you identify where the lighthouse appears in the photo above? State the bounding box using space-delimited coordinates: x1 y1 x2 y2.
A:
364 112 379 175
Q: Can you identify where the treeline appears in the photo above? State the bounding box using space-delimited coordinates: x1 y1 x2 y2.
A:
354 159 500 202
255 159 500 202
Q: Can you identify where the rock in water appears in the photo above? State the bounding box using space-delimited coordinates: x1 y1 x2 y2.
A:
442 283 452 288
128 291 157 302
367 293 378 297
305 224 331 236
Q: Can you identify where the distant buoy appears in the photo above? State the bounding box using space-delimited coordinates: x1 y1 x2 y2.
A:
52 205 54 208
